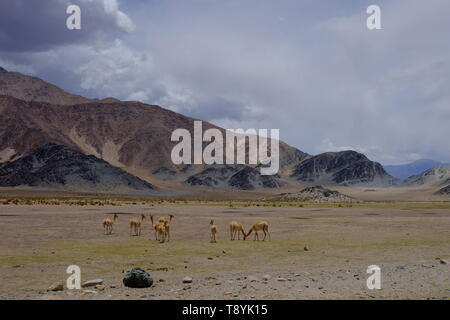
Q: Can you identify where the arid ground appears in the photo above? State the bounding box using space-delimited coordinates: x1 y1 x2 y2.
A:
0 199 449 300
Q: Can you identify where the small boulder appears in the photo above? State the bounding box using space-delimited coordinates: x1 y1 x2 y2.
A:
262 274 272 281
439 259 448 265
247 276 259 282
82 279 104 288
182 276 193 284
123 268 153 288
47 283 64 292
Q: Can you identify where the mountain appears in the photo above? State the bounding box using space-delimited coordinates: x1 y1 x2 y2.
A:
0 67 118 105
384 159 449 179
403 166 450 186
0 143 157 193
0 67 397 192
290 151 396 186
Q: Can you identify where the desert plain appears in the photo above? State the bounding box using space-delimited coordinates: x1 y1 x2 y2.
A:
0 194 449 300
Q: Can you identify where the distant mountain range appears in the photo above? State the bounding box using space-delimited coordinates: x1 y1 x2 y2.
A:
0 67 398 193
383 159 450 179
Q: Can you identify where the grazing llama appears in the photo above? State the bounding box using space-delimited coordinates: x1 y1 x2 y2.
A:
130 214 146 236
229 221 246 240
150 215 167 243
158 214 174 241
103 213 118 235
210 220 217 243
244 221 271 241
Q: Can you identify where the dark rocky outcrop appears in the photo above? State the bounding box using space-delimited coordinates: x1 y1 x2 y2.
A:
290 151 396 186
269 185 359 203
185 165 281 190
436 185 450 195
0 143 157 193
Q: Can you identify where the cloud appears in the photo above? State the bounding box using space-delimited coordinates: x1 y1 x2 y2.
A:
0 0 134 52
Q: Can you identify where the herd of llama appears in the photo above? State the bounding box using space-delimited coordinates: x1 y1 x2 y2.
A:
103 214 270 243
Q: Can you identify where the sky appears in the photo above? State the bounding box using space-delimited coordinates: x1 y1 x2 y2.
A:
0 0 449 165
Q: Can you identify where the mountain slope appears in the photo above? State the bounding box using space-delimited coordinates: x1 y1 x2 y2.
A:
403 166 450 186
185 165 282 190
384 159 449 179
0 67 117 105
0 94 303 184
0 143 157 193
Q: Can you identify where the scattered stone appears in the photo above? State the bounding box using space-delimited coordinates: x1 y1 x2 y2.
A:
82 279 104 288
247 276 259 282
82 290 98 295
277 277 287 282
223 291 232 296
47 283 64 292
182 276 193 284
215 282 222 286
422 264 435 268
12 265 22 268
94 284 105 291
318 286 324 290
207 257 213 260
262 275 272 281
304 246 310 251
110 285 116 289
123 268 153 288
158 279 165 282
439 259 448 265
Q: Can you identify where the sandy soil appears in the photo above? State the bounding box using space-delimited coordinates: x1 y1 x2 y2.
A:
0 203 449 300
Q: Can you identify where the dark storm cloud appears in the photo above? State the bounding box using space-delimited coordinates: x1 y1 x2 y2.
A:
0 0 134 52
